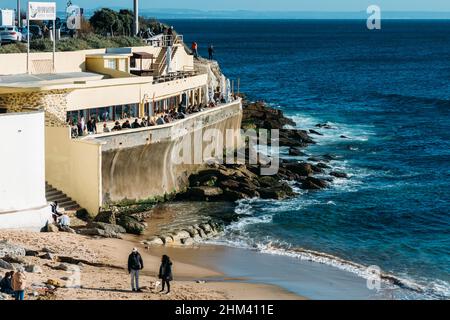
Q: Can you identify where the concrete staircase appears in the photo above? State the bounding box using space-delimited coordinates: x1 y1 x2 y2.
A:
45 182 80 212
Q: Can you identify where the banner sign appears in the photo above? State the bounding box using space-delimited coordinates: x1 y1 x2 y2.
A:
28 2 56 21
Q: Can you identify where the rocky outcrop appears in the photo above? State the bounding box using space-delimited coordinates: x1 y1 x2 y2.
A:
301 177 329 190
178 163 296 202
0 259 13 270
279 129 315 147
242 100 296 130
89 207 147 236
330 171 349 179
142 220 224 247
116 215 146 235
0 241 26 258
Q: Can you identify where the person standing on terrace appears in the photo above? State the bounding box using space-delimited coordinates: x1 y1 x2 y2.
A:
208 45 215 60
192 42 199 58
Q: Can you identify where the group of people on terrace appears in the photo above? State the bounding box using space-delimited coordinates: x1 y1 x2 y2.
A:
69 94 229 138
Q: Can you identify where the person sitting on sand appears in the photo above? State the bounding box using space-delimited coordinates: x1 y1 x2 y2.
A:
57 213 71 228
0 271 14 295
128 248 144 292
158 255 173 295
12 268 26 301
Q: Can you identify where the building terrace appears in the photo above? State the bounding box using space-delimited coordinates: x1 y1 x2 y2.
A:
0 43 241 216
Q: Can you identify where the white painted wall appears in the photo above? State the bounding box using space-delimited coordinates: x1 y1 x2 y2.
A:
0 111 47 213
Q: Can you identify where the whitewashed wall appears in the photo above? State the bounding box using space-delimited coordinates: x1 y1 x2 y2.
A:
0 111 47 213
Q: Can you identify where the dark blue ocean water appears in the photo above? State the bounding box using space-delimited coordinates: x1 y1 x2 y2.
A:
165 19 450 298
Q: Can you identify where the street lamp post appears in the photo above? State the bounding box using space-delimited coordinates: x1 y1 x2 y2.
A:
17 0 21 27
133 0 139 36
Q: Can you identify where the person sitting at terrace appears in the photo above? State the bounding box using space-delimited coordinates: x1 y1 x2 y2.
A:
141 118 148 127
103 123 110 133
176 111 186 119
178 103 186 114
156 115 166 125
149 117 157 126
164 114 172 123
122 120 132 129
112 121 122 131
132 119 141 129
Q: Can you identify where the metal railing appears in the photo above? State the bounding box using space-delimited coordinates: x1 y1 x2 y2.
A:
144 34 184 48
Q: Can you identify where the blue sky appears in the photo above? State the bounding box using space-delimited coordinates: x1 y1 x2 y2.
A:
1 0 450 11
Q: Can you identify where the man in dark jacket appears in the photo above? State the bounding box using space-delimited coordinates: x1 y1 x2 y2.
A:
128 248 144 292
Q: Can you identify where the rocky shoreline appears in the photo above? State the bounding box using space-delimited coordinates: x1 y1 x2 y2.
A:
39 98 349 249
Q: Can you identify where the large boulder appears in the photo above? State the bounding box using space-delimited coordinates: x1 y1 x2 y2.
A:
284 162 314 177
144 237 164 246
301 177 329 190
181 238 195 246
0 259 13 270
116 215 146 235
289 147 305 156
2 255 26 264
186 186 224 200
75 208 91 222
78 228 122 239
189 173 218 187
94 210 116 225
87 222 126 234
0 241 26 258
330 171 348 179
309 129 323 136
171 230 192 243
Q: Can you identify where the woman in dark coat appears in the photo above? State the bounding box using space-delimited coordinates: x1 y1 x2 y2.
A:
158 255 173 294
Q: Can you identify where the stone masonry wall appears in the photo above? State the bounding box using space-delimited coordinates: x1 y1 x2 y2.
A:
0 90 70 127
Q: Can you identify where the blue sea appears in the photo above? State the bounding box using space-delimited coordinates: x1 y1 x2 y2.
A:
164 19 450 299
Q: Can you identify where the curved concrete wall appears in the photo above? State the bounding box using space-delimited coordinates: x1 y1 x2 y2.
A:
96 100 242 204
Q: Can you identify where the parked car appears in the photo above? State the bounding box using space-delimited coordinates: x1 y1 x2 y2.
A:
29 25 43 39
0 26 22 43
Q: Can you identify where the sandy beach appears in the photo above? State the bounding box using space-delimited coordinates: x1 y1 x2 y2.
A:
0 229 303 300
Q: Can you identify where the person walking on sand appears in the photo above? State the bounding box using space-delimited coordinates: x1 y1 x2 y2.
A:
12 268 26 300
128 248 144 292
158 255 173 295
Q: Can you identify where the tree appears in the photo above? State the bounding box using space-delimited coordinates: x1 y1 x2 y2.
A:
89 8 119 36
118 9 133 36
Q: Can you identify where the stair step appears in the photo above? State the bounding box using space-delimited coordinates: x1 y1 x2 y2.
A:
45 190 63 197
58 201 78 209
45 181 82 213
46 194 70 202
64 205 80 211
